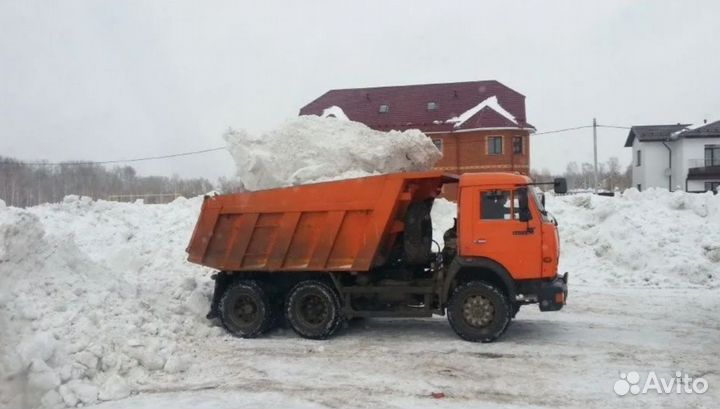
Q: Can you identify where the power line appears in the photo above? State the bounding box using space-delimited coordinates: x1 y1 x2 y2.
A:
597 124 631 130
533 125 593 135
533 123 631 135
2 147 227 167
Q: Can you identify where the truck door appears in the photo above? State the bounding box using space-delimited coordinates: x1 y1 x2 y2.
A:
461 187 542 280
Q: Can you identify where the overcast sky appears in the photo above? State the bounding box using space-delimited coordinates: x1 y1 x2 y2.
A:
1 1 719 182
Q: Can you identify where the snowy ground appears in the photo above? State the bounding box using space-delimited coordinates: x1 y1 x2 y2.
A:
86 286 720 409
1 188 718 409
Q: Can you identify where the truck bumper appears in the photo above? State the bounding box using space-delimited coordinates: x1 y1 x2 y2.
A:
538 272 568 312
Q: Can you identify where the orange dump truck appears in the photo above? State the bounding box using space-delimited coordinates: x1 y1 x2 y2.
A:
187 171 568 342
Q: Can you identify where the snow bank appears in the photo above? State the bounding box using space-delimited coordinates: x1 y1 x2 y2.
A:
0 198 216 409
223 116 442 191
551 188 720 288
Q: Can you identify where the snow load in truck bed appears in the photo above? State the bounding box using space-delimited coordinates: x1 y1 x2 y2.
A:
223 115 442 191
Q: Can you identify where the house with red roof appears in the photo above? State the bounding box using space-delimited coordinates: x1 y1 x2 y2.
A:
299 80 535 199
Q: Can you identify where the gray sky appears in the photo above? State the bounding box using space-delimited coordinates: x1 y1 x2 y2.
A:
1 0 719 182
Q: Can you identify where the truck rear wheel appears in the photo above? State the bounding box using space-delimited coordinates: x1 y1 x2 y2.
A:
286 281 342 340
447 281 511 342
219 280 273 338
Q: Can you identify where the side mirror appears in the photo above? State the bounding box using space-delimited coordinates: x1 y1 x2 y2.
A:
541 192 546 208
553 178 568 194
517 188 531 222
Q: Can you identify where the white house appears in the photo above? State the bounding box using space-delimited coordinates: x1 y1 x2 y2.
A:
625 120 720 193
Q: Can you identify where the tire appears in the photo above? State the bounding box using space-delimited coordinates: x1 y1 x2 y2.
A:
218 280 273 338
404 200 433 265
447 281 511 342
285 280 342 340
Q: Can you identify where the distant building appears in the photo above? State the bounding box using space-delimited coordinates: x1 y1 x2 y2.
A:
299 80 535 199
625 120 720 192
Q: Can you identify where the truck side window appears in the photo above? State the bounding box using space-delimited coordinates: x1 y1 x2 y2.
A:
480 191 511 220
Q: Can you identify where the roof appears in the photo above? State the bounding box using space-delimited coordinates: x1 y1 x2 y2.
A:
299 80 534 133
624 124 691 147
680 120 720 138
624 120 720 147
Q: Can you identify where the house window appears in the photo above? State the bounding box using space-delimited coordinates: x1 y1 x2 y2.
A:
427 101 438 111
379 104 389 113
636 150 642 167
705 145 720 166
706 181 720 193
488 136 503 155
432 138 443 152
512 136 523 154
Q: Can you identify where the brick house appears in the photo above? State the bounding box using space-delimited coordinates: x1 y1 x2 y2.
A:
299 80 535 199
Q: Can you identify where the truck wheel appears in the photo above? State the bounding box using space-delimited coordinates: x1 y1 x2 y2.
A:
447 281 511 342
218 280 273 338
404 200 433 265
286 281 342 340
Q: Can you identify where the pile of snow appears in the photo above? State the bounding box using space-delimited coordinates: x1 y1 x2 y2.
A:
0 197 216 409
549 188 720 288
223 116 442 191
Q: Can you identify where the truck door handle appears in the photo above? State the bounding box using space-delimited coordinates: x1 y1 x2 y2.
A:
474 239 487 244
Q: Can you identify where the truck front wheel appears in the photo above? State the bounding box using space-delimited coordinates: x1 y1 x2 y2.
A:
219 280 273 338
286 281 342 340
447 281 511 342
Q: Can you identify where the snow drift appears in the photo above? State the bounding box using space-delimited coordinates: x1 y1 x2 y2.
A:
223 116 442 191
0 197 218 409
550 188 720 288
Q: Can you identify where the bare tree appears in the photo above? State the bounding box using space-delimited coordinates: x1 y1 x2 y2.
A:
0 156 214 207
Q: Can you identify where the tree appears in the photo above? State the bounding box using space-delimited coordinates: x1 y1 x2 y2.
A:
0 155 215 207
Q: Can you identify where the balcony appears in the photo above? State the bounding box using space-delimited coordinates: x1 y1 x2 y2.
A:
688 158 720 168
687 158 720 180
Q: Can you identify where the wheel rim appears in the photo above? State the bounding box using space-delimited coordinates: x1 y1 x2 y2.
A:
231 295 259 326
298 294 329 326
462 294 495 328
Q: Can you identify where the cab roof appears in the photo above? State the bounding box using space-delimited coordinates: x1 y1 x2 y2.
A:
458 172 532 187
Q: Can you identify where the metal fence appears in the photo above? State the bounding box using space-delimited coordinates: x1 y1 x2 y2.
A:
105 193 186 204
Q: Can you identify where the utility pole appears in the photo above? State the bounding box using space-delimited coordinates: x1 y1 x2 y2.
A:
593 118 598 193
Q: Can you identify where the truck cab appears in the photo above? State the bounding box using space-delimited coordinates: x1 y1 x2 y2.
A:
448 174 568 322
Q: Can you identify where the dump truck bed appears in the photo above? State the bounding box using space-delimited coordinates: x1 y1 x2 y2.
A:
186 171 457 272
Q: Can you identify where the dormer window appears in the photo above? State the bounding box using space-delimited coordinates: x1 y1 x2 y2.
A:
379 104 389 113
427 101 438 111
